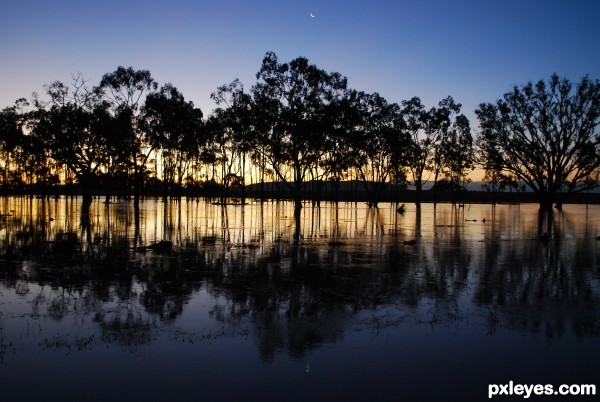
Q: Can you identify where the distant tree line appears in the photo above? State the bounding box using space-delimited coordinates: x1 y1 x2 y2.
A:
1 52 599 211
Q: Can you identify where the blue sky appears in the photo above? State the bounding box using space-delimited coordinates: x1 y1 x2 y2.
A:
1 0 599 124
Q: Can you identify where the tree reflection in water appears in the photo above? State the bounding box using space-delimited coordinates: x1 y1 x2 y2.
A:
0 196 599 363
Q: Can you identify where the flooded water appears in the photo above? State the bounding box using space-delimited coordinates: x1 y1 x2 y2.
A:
0 197 599 401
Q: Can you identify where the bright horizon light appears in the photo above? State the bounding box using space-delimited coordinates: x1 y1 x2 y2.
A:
1 0 598 184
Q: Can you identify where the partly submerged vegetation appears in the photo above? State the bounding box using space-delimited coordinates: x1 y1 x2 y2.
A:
1 52 599 211
0 198 599 400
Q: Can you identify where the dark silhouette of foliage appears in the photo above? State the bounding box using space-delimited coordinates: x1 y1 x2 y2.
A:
141 83 204 197
402 97 437 204
0 99 29 189
33 75 109 201
252 52 348 209
317 95 357 186
433 98 474 203
9 54 600 212
207 79 254 201
476 74 600 210
94 67 158 201
344 90 409 207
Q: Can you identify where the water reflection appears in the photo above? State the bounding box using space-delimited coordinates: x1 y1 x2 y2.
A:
0 197 599 370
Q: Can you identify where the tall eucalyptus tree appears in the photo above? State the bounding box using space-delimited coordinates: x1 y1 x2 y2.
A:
252 52 348 210
32 76 109 201
0 99 29 190
429 97 473 203
141 83 204 198
318 94 360 200
439 114 474 203
403 96 472 205
348 91 408 207
94 67 158 201
401 97 430 205
476 74 600 211
209 79 254 202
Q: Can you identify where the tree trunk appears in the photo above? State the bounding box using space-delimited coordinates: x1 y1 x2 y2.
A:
79 173 93 205
538 192 554 213
433 170 439 205
415 178 422 206
294 164 303 210
293 187 303 211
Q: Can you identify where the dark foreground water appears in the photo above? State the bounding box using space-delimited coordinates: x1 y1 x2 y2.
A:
0 197 599 401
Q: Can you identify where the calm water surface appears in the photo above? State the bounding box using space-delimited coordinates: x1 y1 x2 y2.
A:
0 197 599 401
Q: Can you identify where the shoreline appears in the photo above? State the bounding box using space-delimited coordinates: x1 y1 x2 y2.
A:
1 189 599 205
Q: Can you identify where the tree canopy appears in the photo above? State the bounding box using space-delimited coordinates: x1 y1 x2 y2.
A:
476 74 600 209
252 52 348 208
1 53 598 211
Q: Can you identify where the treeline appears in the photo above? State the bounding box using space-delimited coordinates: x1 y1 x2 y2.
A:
1 52 599 210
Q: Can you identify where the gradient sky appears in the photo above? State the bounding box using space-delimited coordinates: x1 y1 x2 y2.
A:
2 0 599 126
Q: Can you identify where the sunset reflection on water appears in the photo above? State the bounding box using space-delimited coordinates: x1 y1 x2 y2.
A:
1 197 599 401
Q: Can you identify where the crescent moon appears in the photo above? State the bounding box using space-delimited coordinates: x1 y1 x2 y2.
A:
310 12 315 18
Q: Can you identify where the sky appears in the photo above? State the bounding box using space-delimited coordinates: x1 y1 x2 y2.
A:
1 0 599 128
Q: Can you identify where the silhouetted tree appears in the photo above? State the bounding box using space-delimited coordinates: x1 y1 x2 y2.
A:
437 106 474 203
0 99 29 190
95 101 132 199
95 67 158 202
476 74 600 211
427 97 462 201
402 97 431 205
33 76 109 201
347 91 406 207
252 52 348 210
477 135 504 196
141 83 204 198
318 94 360 200
16 126 58 192
208 79 254 202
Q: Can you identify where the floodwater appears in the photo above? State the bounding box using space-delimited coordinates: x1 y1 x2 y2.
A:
0 197 599 401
